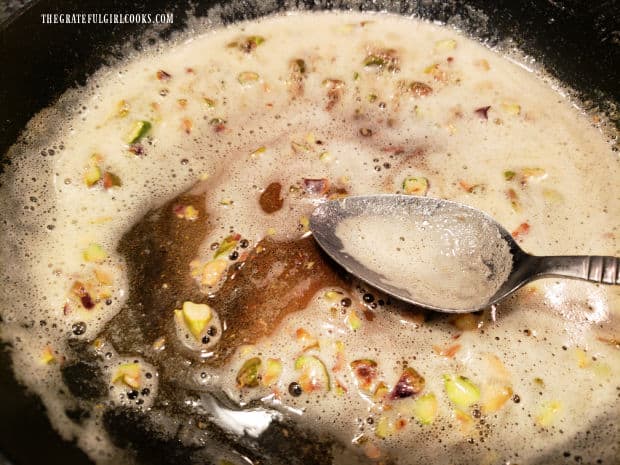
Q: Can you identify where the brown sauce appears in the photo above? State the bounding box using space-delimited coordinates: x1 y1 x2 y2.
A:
103 186 349 367
259 182 284 213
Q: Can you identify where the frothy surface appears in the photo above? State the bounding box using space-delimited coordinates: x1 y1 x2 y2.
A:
335 200 512 310
0 10 618 465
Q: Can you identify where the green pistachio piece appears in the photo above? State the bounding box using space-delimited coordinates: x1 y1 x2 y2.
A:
412 392 438 424
238 71 260 84
126 120 152 144
179 301 212 339
236 357 262 388
443 374 480 409
363 55 386 67
295 355 330 392
213 234 240 259
84 164 102 187
83 243 107 263
402 176 429 195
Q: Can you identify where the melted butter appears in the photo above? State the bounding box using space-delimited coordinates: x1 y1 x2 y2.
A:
0 10 618 465
335 205 512 310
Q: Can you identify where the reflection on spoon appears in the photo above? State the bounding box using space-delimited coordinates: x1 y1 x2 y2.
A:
310 195 620 314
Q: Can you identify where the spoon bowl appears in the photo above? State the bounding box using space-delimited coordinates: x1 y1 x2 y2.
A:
310 195 619 313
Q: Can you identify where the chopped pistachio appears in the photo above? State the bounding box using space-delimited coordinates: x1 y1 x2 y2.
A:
443 374 480 409
251 146 266 158
402 176 429 195
522 167 547 180
434 39 457 52
591 361 612 378
476 59 490 71
374 415 394 438
295 327 318 349
210 117 226 126
503 170 516 181
201 259 227 287
363 48 399 71
156 70 172 81
542 188 563 203
573 347 590 368
367 93 378 102
40 347 56 364
237 71 260 85
501 102 521 115
332 340 346 371
102 171 122 190
459 180 484 194
319 151 332 162
84 164 102 187
391 367 425 399
364 55 386 67
350 359 378 391
346 309 362 330
213 234 240 258
512 222 530 241
184 205 199 220
116 100 130 118
83 243 107 263
334 378 347 396
181 117 193 134
262 358 283 386
424 63 439 74
112 363 141 389
244 35 265 49
94 268 112 285
506 188 521 212
412 392 438 424
152 336 166 352
433 343 462 358
174 204 199 221
408 81 433 97
126 120 152 144
295 355 330 392
203 97 216 108
236 357 262 388
536 400 562 427
353 71 360 80
373 381 389 402
481 384 513 414
70 281 95 310
324 290 343 302
89 216 113 224
455 409 475 434
291 140 311 154
178 301 213 339
450 313 481 331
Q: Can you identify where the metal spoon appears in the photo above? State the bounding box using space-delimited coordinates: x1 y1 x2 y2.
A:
310 194 619 313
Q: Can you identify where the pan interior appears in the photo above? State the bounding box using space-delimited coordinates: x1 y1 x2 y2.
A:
0 5 618 465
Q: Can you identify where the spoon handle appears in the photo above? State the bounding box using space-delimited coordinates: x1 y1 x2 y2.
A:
534 255 620 285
